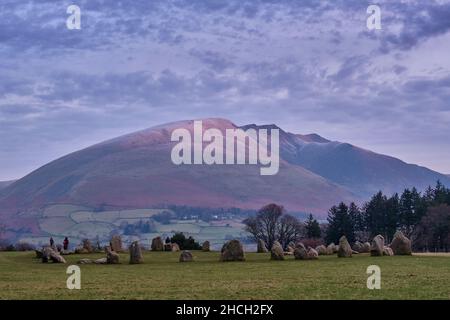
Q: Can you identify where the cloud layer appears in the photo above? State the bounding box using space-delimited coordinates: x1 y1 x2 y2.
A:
1 0 450 180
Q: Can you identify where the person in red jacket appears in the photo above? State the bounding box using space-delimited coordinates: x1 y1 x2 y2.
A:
63 237 69 251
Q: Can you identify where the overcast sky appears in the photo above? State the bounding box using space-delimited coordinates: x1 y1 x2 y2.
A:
1 0 450 180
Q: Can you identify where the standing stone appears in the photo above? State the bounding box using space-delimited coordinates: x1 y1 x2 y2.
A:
179 250 193 262
202 241 210 252
296 242 306 250
337 236 353 258
294 244 308 260
257 239 268 253
326 244 335 255
151 236 164 251
77 258 93 264
164 243 172 251
362 242 371 253
110 235 123 252
220 240 245 262
383 246 394 256
41 246 53 263
41 246 66 263
270 241 285 260
370 235 385 256
315 245 327 255
106 246 120 264
129 241 144 264
390 231 412 255
353 241 363 253
171 243 180 252
307 247 319 260
94 258 107 264
82 239 94 253
50 251 67 263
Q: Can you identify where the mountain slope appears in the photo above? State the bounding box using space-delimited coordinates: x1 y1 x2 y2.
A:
0 119 355 223
0 180 16 190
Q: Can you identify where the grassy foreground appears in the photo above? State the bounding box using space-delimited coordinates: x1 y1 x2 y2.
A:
0 251 449 300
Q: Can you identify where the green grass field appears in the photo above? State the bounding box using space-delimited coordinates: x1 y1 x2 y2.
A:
0 251 449 300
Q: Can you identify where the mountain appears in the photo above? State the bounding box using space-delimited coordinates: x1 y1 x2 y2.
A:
1 118 449 239
0 180 16 190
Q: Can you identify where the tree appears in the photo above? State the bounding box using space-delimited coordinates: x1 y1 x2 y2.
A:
414 204 450 252
170 232 201 250
325 202 355 244
305 214 321 239
243 203 302 250
363 191 388 238
399 188 425 238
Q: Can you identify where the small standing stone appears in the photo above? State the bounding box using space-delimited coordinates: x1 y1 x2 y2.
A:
257 239 268 253
315 245 327 255
179 250 193 262
110 235 123 252
270 241 285 260
370 235 385 256
171 243 180 252
202 241 210 252
106 246 120 264
129 241 144 264
294 244 308 260
337 236 352 258
151 236 164 251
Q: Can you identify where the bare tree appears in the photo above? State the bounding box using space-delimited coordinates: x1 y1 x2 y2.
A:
244 203 302 250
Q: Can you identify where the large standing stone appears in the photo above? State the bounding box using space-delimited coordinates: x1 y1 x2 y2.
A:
370 235 385 256
164 243 172 251
202 241 210 252
151 236 164 251
42 246 66 263
106 246 120 264
110 235 123 252
220 240 245 262
270 241 285 260
390 231 412 255
179 250 193 262
257 239 268 253
171 243 180 252
129 241 144 264
50 251 67 263
315 245 327 255
383 246 394 256
337 236 353 258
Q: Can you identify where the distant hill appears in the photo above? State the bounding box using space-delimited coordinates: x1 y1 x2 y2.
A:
1 118 449 240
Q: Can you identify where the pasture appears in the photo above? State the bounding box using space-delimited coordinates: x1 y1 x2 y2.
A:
0 251 449 300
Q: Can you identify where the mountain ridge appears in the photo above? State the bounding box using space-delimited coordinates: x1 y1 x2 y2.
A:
0 118 449 240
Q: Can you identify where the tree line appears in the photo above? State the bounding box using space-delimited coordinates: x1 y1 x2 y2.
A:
244 181 450 252
325 181 450 251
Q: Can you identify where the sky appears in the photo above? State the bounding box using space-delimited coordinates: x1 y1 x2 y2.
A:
0 0 450 180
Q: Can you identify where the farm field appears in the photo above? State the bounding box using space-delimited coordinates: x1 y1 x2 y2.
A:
20 204 248 249
0 251 449 300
